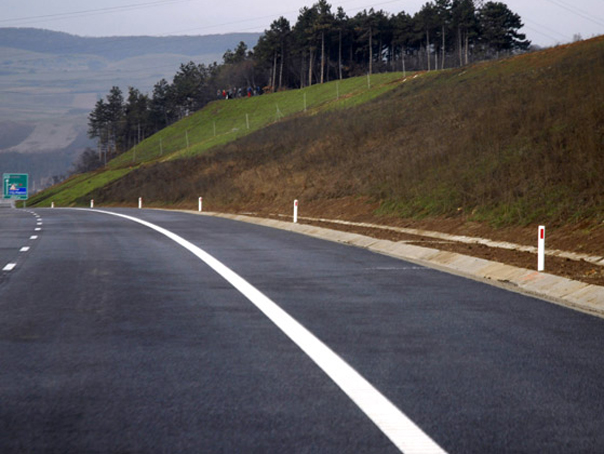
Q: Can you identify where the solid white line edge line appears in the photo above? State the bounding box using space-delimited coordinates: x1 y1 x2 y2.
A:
81 208 447 454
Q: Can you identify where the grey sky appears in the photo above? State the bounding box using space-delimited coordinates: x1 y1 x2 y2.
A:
2 0 603 47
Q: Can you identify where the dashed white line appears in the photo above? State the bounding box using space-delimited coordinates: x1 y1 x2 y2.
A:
3 263 16 271
30 235 38 240
84 208 447 454
20 247 30 252
35 228 41 231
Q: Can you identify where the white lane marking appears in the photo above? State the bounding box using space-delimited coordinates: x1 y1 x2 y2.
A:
35 228 41 231
3 263 16 271
84 208 446 454
30 235 38 240
20 247 30 252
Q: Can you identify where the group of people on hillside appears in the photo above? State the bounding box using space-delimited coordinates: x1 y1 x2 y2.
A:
217 86 264 100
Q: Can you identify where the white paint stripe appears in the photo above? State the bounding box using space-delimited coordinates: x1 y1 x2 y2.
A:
35 228 41 231
30 235 38 240
84 208 446 454
3 263 16 271
20 247 30 252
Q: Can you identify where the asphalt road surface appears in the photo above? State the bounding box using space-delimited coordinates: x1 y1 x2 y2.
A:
1 207 603 453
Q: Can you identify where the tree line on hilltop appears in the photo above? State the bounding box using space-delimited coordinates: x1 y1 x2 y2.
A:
86 0 529 165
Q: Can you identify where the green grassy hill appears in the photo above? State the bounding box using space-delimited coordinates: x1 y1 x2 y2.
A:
29 36 604 230
26 72 413 206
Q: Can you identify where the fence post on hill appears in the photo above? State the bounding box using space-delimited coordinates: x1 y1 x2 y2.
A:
159 138 163 157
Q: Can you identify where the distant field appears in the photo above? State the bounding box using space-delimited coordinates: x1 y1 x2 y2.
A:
0 28 262 189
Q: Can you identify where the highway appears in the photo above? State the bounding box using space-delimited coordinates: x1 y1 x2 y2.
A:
1 207 603 453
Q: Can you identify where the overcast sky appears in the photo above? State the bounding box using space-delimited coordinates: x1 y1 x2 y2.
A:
2 0 603 47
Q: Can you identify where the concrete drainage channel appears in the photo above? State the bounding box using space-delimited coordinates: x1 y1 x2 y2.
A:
184 211 604 318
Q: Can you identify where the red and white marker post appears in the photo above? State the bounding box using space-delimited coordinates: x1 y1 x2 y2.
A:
538 225 545 271
293 199 298 223
198 197 203 212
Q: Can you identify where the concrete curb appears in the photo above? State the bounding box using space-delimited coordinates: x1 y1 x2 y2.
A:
291 215 604 266
187 211 604 318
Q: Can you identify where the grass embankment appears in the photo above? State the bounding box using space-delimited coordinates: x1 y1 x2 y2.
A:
84 36 603 229
109 72 406 165
30 37 604 234
29 72 408 207
26 169 132 207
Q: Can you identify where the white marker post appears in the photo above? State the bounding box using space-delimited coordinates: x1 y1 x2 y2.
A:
198 197 203 212
293 199 298 223
538 225 545 271
138 197 143 209
51 202 55 209
90 199 94 209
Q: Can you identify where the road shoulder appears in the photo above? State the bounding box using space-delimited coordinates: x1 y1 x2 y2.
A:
191 211 604 318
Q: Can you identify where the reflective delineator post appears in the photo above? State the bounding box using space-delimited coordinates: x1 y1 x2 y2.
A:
293 199 298 223
90 199 94 209
138 197 142 209
198 197 203 212
51 202 55 209
538 226 545 271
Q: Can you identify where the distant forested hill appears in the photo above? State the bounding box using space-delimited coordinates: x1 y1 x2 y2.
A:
0 28 261 61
